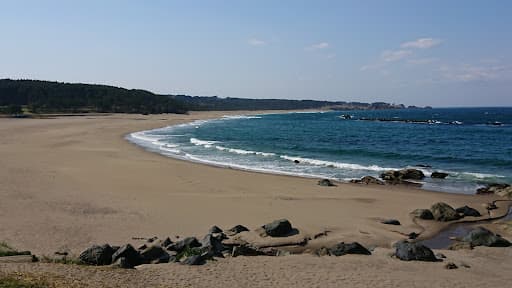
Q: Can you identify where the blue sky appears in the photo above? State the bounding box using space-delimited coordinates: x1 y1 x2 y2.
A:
1 0 511 106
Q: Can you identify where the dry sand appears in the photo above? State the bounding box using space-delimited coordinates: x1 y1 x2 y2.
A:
1 112 511 287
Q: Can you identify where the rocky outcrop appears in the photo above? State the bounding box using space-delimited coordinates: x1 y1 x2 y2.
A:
111 244 143 267
394 241 437 262
455 206 481 217
476 183 512 198
380 169 425 183
318 179 336 187
410 209 434 220
430 202 461 221
262 219 294 237
328 242 371 256
225 225 249 236
461 227 511 247
431 172 449 179
79 244 115 266
140 245 170 264
208 225 223 234
167 237 201 252
350 176 384 185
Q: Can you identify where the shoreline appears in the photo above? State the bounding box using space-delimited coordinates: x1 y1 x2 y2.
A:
1 111 511 287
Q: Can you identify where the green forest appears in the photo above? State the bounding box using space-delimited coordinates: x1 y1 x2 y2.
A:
0 79 407 115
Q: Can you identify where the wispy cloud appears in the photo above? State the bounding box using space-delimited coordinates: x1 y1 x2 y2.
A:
381 50 412 62
401 38 441 49
439 64 511 82
407 58 438 65
361 37 440 71
306 42 329 50
248 38 267 46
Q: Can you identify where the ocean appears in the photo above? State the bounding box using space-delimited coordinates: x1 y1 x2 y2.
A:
128 108 512 194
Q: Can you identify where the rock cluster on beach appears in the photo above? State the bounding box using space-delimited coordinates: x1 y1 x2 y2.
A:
410 202 483 222
476 183 512 198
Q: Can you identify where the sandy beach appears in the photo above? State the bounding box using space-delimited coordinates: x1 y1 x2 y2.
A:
1 111 511 287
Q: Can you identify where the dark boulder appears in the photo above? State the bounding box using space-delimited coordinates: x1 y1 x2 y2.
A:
381 219 401 225
318 179 336 187
181 255 205 265
431 172 449 179
140 245 169 264
79 244 114 266
476 183 512 198
350 176 385 185
167 237 201 252
462 227 511 247
394 241 437 262
200 234 226 257
400 169 425 180
328 242 371 256
410 209 434 220
430 202 461 221
160 237 173 248
455 206 481 217
111 244 143 267
208 225 223 234
225 225 250 236
112 257 133 269
262 219 294 237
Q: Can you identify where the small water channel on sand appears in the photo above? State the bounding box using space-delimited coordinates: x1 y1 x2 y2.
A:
420 206 512 249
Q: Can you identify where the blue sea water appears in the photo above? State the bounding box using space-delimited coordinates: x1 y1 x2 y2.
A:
128 108 512 194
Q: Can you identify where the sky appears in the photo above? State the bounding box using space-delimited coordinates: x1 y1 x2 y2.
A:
1 0 511 107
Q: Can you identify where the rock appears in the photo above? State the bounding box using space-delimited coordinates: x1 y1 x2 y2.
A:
200 234 225 257
430 202 461 221
160 237 173 248
147 236 158 243
461 227 511 247
262 219 294 237
318 179 336 186
408 232 420 240
455 206 481 217
137 244 147 251
167 237 201 252
140 245 169 263
225 225 249 236
394 241 437 262
400 169 425 180
328 242 371 256
410 209 434 220
476 183 511 197
381 169 425 182
445 262 458 269
431 172 449 179
350 176 385 185
381 219 401 225
112 257 133 269
231 245 266 257
79 244 114 266
294 160 300 164
111 244 143 267
181 255 205 265
208 225 223 234
315 247 330 256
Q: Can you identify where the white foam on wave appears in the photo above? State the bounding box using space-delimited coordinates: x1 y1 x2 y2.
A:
190 137 218 148
222 115 262 120
215 145 275 157
280 155 397 171
182 153 330 180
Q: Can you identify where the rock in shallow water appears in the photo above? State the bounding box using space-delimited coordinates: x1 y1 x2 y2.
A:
318 179 336 186
431 172 449 179
394 241 437 262
462 227 511 247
